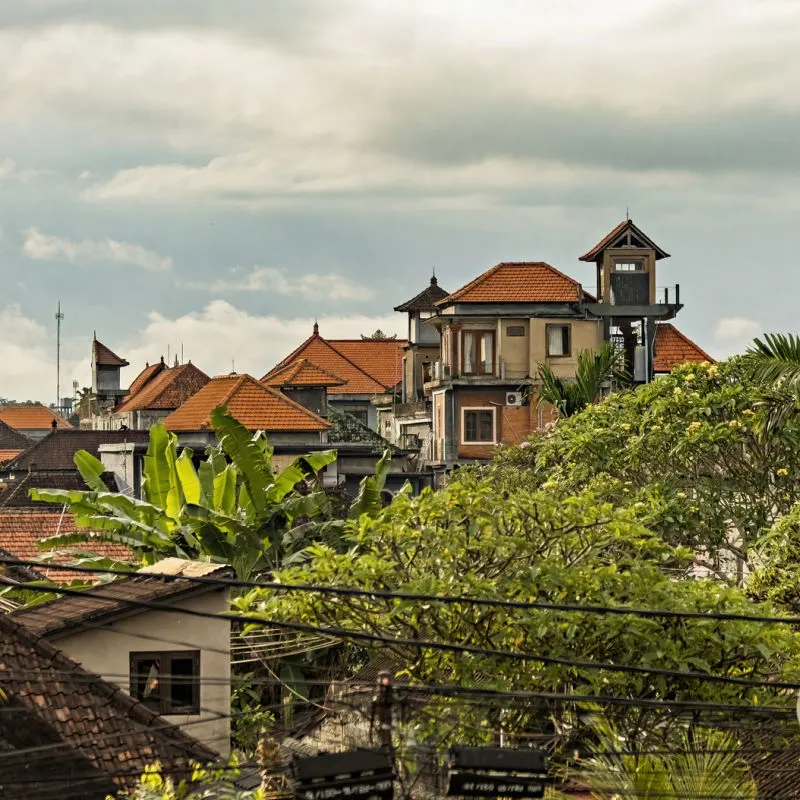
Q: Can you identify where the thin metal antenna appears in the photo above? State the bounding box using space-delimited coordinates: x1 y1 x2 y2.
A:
626 207 630 221
231 359 235 374
167 343 170 364
55 301 64 409
181 342 184 365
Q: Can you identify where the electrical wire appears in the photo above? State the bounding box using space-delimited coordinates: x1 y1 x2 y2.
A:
6 577 800 692
5 554 800 628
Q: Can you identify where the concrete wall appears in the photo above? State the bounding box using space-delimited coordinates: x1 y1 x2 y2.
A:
48 589 231 756
404 345 439 402
528 318 603 378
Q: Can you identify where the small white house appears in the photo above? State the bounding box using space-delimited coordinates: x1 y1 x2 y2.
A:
13 558 233 756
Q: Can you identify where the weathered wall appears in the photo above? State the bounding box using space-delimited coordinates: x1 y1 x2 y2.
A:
48 589 231 756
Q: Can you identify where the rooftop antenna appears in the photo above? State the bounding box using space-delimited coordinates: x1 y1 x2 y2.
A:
167 343 170 364
181 342 184 365
626 207 630 221
55 301 64 410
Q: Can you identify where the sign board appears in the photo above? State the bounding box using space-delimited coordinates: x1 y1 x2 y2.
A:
449 747 546 774
296 772 394 800
293 749 394 800
447 771 545 799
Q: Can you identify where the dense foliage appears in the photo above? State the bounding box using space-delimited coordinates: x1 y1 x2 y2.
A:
497 358 800 578
235 468 800 753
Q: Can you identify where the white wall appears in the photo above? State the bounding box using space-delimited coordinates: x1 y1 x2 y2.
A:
49 589 231 756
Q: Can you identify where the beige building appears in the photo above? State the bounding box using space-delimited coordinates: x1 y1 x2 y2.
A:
13 558 233 756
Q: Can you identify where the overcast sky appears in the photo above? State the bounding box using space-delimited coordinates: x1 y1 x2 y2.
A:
1 0 798 402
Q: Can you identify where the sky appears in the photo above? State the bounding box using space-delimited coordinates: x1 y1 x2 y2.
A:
1 0 799 403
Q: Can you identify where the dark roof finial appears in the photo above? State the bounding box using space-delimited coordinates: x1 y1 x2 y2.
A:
313 320 319 335
431 268 437 286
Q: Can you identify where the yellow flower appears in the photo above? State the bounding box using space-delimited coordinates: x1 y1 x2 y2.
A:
777 468 789 477
683 373 695 382
687 421 702 434
743 409 755 416
621 423 631 431
707 365 719 377
673 387 682 395
676 492 687 499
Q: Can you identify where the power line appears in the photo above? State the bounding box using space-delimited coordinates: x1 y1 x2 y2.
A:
5 577 800 692
5 554 800 628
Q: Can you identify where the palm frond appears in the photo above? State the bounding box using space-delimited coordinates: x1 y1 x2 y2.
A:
744 332 800 389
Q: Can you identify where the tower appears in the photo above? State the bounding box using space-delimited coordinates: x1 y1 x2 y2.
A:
579 219 682 382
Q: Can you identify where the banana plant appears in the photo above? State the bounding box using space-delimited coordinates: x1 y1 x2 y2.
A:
30 409 338 579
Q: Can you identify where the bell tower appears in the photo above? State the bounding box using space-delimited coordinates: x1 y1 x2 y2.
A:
580 220 682 382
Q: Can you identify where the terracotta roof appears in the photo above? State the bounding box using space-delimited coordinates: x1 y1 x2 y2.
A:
438 262 587 305
579 219 670 262
164 374 332 433
653 323 715 373
266 330 393 395
115 363 210 414
0 403 72 431
13 558 232 638
394 275 451 312
4 429 150 472
0 419 30 449
329 339 405 389
263 358 347 388
0 509 133 582
125 359 167 399
92 337 129 367
0 449 24 465
0 613 215 799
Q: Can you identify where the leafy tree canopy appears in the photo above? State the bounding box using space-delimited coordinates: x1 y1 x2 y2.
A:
496 358 800 577
235 469 800 753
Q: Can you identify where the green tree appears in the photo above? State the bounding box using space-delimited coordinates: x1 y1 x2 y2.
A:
111 762 263 800
555 724 757 800
234 469 800 753
497 358 800 578
536 341 626 418
30 408 338 579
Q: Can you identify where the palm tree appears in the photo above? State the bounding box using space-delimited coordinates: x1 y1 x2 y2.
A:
537 341 626 418
552 724 756 800
743 333 800 432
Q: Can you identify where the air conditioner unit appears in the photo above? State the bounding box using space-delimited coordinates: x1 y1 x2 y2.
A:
505 392 524 407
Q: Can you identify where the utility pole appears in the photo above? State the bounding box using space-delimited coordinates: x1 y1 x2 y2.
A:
376 671 394 751
55 301 64 411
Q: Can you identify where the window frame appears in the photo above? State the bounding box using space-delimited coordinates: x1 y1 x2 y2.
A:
130 650 201 715
613 259 644 273
545 324 572 358
461 406 496 445
461 330 496 376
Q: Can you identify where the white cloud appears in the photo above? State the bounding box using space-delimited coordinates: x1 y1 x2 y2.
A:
185 266 371 301
120 300 404 381
712 316 761 357
22 226 172 271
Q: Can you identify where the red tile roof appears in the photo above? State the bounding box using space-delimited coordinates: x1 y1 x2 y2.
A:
92 337 129 367
653 323 715 373
438 262 587 305
164 374 332 433
116 362 210 413
0 449 24 465
264 358 346 388
0 509 133 582
329 339 405 389
0 403 72 430
579 219 670 262
266 328 400 395
125 359 167 399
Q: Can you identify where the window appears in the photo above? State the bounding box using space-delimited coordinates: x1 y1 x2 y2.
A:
614 260 644 272
546 324 571 357
506 325 525 337
344 408 369 426
462 331 495 375
462 408 495 444
130 651 200 714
